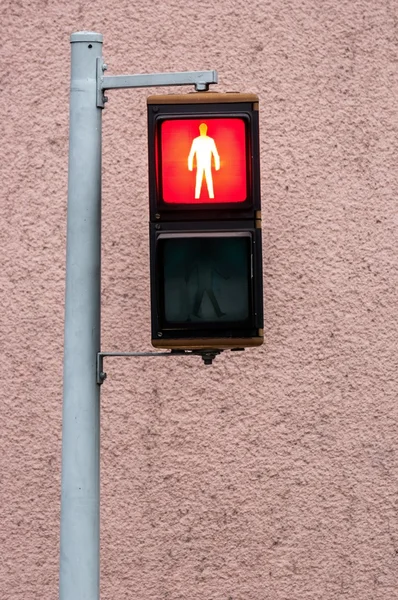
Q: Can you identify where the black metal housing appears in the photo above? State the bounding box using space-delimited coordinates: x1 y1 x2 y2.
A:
147 93 263 350
150 221 263 344
148 101 261 222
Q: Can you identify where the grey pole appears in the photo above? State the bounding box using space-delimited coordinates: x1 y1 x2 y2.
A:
60 32 103 600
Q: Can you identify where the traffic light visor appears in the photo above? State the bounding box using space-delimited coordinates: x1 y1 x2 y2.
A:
158 118 248 205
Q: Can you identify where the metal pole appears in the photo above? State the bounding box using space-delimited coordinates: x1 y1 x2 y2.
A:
60 31 103 600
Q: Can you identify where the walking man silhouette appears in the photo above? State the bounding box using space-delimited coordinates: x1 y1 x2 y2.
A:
185 241 229 320
188 123 220 199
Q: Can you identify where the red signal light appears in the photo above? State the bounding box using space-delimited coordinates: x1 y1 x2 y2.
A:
159 117 247 204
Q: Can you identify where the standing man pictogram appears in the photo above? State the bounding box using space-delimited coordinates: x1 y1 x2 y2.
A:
188 123 220 199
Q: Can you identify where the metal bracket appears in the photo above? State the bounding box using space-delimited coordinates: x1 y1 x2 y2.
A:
97 349 224 384
96 58 218 107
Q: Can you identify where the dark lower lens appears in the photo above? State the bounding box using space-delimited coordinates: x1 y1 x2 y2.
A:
159 235 251 326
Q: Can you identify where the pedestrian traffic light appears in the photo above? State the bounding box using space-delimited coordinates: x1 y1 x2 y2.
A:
147 93 263 350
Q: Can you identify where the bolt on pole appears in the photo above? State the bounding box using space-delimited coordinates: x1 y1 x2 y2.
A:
60 31 103 600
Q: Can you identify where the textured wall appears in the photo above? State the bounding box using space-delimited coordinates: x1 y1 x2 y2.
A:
1 0 398 598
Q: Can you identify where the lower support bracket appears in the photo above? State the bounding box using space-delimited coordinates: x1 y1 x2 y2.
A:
96 349 224 384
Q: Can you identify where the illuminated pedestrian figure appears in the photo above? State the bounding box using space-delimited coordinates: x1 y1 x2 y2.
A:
185 241 228 319
188 123 220 199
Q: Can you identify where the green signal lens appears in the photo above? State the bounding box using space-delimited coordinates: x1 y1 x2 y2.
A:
158 234 252 326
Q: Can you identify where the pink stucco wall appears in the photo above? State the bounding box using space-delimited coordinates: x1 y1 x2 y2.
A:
1 1 398 598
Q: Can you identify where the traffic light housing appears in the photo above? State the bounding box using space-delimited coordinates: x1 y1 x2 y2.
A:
147 93 263 350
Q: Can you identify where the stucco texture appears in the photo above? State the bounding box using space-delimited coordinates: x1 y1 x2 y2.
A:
1 0 398 598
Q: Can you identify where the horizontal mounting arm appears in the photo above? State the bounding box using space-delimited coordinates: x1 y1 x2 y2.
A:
96 349 225 383
103 70 218 90
97 59 218 106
